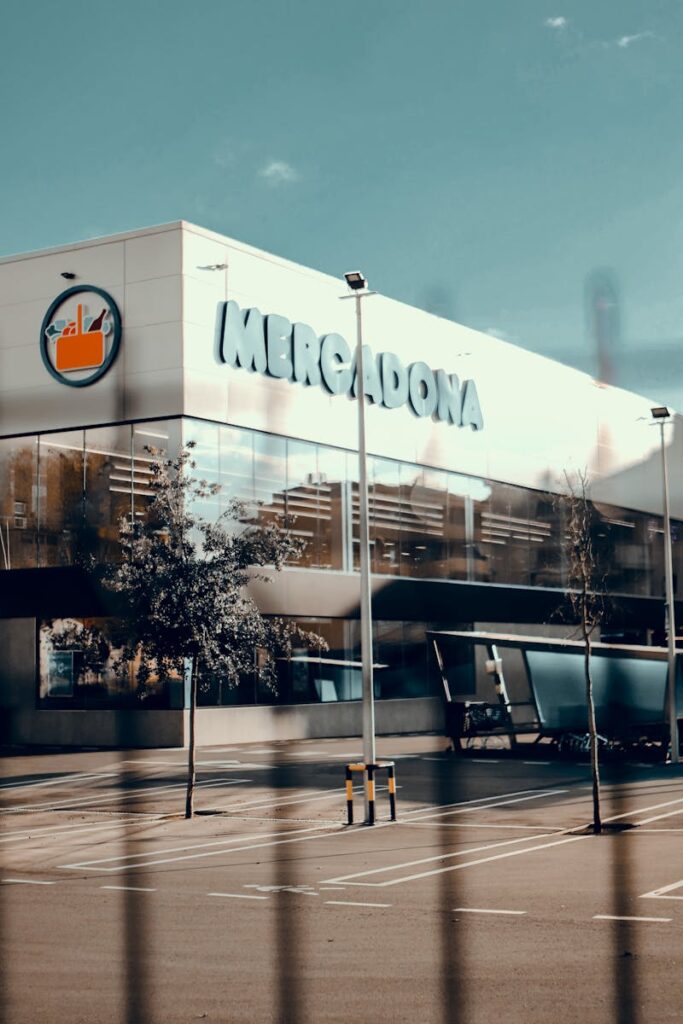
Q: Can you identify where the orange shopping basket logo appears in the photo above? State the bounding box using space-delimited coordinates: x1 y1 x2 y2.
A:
40 285 122 388
54 302 105 372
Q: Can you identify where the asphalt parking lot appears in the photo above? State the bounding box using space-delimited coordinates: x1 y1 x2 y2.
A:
2 735 683 1024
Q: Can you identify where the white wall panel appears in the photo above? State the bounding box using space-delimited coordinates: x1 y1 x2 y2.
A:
0 241 125 306
122 322 183 375
124 228 181 283
124 274 182 328
0 298 55 350
123 369 183 422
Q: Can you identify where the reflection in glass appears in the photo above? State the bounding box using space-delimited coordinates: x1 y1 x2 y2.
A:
0 435 38 569
38 617 172 708
84 424 133 563
39 431 85 567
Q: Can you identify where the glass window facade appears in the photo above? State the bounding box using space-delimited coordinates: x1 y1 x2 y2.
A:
2 415 681 600
5 414 683 712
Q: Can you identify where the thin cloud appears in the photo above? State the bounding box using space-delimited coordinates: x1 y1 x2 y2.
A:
615 31 655 48
544 16 568 30
258 160 300 186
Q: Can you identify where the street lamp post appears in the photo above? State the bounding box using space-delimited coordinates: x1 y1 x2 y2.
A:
652 406 680 765
342 271 377 821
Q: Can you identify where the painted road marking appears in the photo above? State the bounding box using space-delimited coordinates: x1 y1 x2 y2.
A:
101 885 156 893
635 807 683 826
322 834 587 887
523 761 552 766
407 789 568 822
59 823 340 871
402 787 567 819
453 908 526 916
325 900 391 908
124 759 272 771
641 879 683 900
321 833 557 885
205 784 390 815
604 794 683 826
0 816 159 846
402 821 566 832
208 892 269 900
2 878 56 885
5 777 250 814
209 789 347 812
593 914 671 923
0 772 119 792
471 759 500 764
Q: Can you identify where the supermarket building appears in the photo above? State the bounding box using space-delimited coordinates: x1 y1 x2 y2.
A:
1 221 682 748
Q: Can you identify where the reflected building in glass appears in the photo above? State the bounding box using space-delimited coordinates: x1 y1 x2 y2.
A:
1 223 681 746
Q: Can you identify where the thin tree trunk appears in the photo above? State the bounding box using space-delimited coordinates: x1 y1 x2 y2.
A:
185 656 198 819
584 630 602 834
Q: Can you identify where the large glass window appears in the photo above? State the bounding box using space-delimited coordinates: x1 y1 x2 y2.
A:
370 458 402 575
0 435 38 569
4 416 683 605
39 617 173 709
83 424 133 564
39 431 85 567
401 464 449 579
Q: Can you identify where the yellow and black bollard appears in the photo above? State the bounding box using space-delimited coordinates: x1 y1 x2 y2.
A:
366 763 376 825
387 763 397 821
344 761 397 825
345 764 354 824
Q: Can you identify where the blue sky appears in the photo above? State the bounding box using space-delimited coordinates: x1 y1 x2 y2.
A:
2 0 682 379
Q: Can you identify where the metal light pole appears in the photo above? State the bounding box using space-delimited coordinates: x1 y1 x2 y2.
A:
341 272 377 821
652 406 680 764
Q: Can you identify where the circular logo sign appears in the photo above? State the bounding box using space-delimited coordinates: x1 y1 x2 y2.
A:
40 285 122 388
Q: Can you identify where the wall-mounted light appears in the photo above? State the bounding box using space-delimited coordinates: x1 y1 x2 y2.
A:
60 272 76 280
197 264 228 271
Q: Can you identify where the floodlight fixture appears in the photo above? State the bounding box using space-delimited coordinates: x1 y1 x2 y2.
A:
344 270 367 291
652 406 671 420
197 263 228 271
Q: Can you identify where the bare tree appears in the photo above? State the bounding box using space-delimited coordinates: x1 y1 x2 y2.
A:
561 468 605 834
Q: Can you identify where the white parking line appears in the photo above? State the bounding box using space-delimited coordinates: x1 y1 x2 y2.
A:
206 784 385 815
208 892 269 900
641 879 683 900
325 900 391 908
101 885 156 893
0 772 119 792
322 834 587 887
401 821 566 832
2 878 56 885
402 787 566 819
454 908 526 916
408 789 568 821
59 823 340 870
593 914 671 923
0 816 159 845
604 795 683 826
5 777 250 813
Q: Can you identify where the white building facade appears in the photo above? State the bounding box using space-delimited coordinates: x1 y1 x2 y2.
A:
1 222 681 747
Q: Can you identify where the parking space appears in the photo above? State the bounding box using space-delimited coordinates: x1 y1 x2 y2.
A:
3 738 683 1023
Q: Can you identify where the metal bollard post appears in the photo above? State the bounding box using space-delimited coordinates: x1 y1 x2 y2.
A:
366 763 376 826
345 765 354 825
387 763 397 821
344 761 396 825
